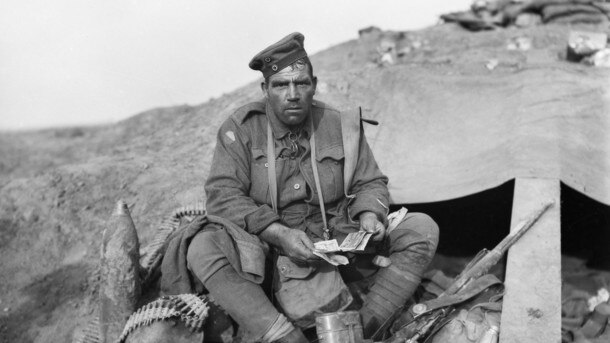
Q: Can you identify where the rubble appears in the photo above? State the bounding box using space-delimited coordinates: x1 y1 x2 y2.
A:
441 0 610 30
514 12 542 27
378 39 397 65
507 36 533 51
566 30 609 66
486 58 500 70
584 47 610 67
358 26 383 41
587 288 610 311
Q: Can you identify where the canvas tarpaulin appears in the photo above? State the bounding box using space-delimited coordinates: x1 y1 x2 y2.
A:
338 63 610 205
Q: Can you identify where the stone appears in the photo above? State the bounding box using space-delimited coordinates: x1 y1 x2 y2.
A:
514 12 542 27
567 30 608 62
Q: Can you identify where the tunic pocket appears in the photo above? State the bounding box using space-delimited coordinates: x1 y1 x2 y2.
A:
250 148 269 204
250 147 288 205
314 145 345 202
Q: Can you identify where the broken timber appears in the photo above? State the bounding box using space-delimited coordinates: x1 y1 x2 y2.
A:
500 178 561 343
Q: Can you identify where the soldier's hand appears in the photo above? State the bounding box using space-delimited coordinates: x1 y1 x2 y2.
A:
281 228 317 261
359 211 386 241
260 223 316 261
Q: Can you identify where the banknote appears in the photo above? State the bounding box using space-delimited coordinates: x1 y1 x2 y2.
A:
313 251 349 266
339 231 372 251
314 239 340 253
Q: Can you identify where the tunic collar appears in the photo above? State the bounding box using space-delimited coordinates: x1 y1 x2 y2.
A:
265 102 313 140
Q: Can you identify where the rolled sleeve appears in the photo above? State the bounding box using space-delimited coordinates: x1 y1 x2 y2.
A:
244 205 280 234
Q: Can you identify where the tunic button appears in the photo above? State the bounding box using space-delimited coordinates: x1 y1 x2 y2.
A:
264 163 268 168
294 183 301 190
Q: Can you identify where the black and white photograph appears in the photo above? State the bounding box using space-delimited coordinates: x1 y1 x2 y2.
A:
1 1 609 342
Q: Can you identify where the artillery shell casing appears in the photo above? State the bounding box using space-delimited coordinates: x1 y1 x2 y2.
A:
99 200 141 343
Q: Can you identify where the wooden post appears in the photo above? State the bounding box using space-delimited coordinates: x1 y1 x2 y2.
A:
500 178 561 343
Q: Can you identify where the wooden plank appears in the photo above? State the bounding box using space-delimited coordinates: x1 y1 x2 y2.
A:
500 177 561 343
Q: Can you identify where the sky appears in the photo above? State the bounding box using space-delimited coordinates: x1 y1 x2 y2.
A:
0 0 471 130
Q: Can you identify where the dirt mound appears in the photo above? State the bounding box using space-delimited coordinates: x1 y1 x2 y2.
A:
0 22 608 342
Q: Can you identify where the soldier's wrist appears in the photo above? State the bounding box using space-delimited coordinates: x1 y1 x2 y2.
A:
359 211 379 222
259 222 289 246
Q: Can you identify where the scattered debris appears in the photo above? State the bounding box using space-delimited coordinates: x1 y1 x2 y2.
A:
378 39 397 65
514 12 542 27
587 288 609 312
584 48 610 67
566 31 608 62
396 35 430 58
507 36 532 51
441 0 610 31
358 26 383 41
568 31 608 59
486 59 500 70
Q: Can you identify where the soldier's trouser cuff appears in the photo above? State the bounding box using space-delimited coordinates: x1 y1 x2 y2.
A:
261 314 295 343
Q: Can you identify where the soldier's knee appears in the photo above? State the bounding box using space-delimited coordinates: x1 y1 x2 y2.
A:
409 212 439 243
187 230 222 259
186 229 232 283
390 212 439 249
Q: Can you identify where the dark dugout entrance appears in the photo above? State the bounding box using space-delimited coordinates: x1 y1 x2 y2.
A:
391 179 610 271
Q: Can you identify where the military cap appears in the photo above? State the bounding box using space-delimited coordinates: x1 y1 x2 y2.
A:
249 32 308 78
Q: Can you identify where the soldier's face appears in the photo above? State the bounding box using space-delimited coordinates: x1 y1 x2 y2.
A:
262 63 317 127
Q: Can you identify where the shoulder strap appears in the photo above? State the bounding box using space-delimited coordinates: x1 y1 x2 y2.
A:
310 119 330 240
341 107 362 198
267 121 278 213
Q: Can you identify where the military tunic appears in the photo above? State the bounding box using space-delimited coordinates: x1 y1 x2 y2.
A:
204 99 390 240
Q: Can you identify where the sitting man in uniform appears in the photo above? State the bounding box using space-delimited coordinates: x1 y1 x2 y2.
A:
167 32 439 343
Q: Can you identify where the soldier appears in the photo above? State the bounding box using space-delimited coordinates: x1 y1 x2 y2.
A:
166 32 439 343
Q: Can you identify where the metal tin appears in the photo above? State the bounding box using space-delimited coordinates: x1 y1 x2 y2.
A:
315 311 364 343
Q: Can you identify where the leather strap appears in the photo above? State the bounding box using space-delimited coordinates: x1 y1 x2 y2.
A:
266 106 364 239
340 107 361 199
267 121 278 213
310 118 330 240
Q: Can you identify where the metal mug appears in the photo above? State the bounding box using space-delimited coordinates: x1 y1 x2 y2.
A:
315 311 364 343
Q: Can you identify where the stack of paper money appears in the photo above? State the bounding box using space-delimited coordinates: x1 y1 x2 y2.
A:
313 231 373 265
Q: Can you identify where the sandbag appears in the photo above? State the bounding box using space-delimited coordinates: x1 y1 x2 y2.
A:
542 3 604 21
549 12 609 23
